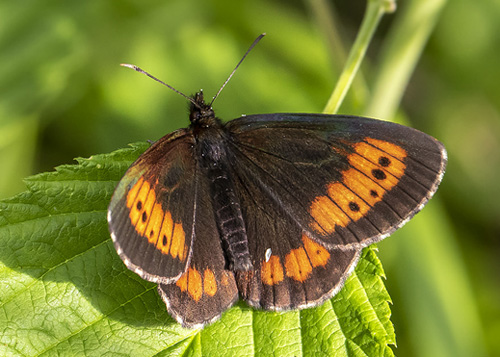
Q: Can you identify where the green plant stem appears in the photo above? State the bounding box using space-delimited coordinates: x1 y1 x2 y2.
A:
323 0 396 114
362 0 488 356
307 0 369 108
365 0 446 119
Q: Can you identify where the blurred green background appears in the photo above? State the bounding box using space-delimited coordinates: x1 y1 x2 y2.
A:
1 0 499 356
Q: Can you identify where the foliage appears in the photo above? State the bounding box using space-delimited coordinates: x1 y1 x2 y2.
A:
1 0 498 355
0 143 394 356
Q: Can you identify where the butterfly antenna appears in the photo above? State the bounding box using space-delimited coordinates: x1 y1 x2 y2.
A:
120 63 202 109
209 33 266 107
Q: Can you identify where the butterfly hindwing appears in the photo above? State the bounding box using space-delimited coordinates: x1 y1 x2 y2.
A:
108 129 197 284
228 156 361 310
158 171 239 328
225 114 447 249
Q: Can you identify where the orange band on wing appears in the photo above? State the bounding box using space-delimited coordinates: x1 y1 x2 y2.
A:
144 203 164 245
175 267 203 302
366 138 407 160
310 196 350 233
170 223 187 261
203 269 217 297
283 235 331 283
126 177 188 262
309 138 407 234
341 168 384 206
176 267 219 300
302 235 330 268
327 182 371 221
261 255 284 285
220 271 231 287
284 247 312 282
157 211 174 253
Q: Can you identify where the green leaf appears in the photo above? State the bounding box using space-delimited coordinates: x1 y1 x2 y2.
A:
0 144 394 356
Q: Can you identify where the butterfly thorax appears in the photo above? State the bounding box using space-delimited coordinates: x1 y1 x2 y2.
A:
190 91 253 272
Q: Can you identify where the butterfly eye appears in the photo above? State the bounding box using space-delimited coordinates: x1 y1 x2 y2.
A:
190 110 201 122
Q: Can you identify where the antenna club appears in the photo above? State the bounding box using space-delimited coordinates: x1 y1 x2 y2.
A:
120 63 139 70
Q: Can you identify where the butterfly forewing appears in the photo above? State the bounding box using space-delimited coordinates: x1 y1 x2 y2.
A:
108 129 197 284
225 114 447 249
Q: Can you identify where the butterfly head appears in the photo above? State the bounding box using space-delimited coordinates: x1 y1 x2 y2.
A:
189 90 219 128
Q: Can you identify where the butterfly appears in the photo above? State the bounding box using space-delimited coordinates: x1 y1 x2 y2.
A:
107 35 447 328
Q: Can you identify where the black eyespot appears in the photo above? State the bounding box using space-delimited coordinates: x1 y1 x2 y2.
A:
372 169 386 180
349 202 360 212
378 156 391 167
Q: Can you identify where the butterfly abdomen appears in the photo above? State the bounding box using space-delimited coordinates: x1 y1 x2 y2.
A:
197 128 253 272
